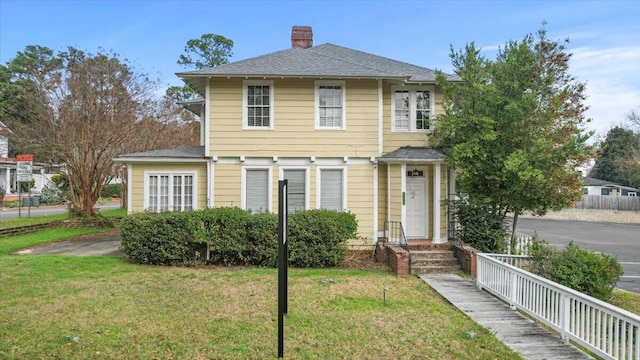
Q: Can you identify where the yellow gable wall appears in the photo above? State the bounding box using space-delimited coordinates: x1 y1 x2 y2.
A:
130 162 208 213
209 78 379 158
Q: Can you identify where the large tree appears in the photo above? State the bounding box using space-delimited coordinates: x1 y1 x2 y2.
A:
591 125 640 188
4 46 198 216
433 26 592 249
167 33 233 103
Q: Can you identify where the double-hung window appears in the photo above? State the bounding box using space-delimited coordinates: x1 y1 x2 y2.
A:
244 167 272 213
282 168 308 212
317 168 346 211
146 172 195 212
243 80 274 129
391 86 434 132
315 81 346 129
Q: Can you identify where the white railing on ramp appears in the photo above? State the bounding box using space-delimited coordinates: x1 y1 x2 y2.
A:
477 253 640 360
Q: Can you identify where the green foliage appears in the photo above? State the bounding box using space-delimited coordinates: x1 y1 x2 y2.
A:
177 33 233 70
121 208 357 268
19 180 35 193
120 212 200 266
100 183 122 198
196 207 252 266
288 210 357 268
590 126 640 188
529 240 623 301
433 25 591 234
448 198 508 253
40 176 69 204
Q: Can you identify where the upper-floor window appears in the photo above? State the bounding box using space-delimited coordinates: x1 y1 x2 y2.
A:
391 85 434 132
315 81 346 129
243 80 274 130
145 172 195 212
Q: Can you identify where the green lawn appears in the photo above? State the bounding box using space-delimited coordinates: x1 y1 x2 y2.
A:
0 229 523 360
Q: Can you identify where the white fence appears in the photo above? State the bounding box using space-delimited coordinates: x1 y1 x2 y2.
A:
477 253 640 360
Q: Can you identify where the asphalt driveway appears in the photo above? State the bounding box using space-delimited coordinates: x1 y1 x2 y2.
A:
15 230 123 257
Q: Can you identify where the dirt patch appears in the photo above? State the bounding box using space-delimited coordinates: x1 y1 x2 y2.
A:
340 250 387 271
520 208 640 224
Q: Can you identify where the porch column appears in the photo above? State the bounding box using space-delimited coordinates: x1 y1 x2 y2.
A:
433 163 442 243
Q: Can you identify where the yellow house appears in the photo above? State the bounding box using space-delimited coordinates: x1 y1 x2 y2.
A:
115 26 459 249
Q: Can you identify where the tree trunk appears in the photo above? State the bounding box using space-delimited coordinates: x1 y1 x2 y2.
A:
509 211 520 255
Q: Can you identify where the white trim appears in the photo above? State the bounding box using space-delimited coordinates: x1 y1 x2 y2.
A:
378 79 383 155
208 159 215 208
242 80 274 130
279 166 310 211
390 84 435 133
314 80 346 130
127 163 133 214
433 163 442 243
316 166 347 211
401 163 407 225
143 170 198 212
386 163 391 223
373 162 378 243
241 166 273 212
204 78 210 153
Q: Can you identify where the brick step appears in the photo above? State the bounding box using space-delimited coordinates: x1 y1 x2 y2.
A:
411 264 461 275
411 257 459 267
410 250 457 260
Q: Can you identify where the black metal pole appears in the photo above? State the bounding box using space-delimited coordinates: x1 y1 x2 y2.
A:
277 179 288 358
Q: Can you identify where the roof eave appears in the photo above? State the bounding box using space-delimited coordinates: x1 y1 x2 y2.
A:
113 157 208 163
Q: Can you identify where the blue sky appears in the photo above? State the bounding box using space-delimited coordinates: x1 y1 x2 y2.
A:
1 0 638 140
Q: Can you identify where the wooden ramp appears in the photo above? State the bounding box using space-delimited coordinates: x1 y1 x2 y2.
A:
419 274 594 360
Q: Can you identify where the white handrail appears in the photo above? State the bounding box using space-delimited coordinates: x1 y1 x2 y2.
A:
477 253 640 360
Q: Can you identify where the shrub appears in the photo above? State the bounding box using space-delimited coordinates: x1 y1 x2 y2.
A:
246 212 279 267
41 180 69 205
196 207 253 266
448 198 508 253
529 240 623 301
288 209 357 268
120 211 200 266
100 183 122 198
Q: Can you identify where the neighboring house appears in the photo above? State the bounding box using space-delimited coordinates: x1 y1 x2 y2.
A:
582 177 639 196
115 26 460 247
0 121 16 197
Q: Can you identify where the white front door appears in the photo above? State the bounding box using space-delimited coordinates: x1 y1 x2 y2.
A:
406 176 427 238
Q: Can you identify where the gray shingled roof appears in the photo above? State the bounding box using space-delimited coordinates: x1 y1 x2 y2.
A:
582 177 618 187
116 146 205 159
178 43 460 95
379 146 446 162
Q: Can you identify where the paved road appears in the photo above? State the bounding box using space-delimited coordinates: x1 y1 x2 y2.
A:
0 203 121 220
516 217 640 293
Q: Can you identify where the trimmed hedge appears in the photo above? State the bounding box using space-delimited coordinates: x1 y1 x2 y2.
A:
120 207 357 268
120 212 200 266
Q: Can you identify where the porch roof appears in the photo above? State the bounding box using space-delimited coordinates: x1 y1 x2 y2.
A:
378 146 446 163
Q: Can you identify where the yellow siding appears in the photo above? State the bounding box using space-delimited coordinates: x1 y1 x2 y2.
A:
209 78 379 157
130 162 208 213
381 83 445 154
388 164 403 223
347 164 375 243
377 165 388 229
213 163 241 208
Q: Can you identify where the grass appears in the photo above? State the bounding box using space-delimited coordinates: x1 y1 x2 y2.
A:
0 230 524 359
0 207 126 229
610 290 640 315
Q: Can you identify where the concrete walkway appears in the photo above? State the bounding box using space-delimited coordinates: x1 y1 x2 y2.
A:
419 274 594 360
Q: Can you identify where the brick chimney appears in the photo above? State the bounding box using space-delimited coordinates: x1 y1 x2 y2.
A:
291 26 313 49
